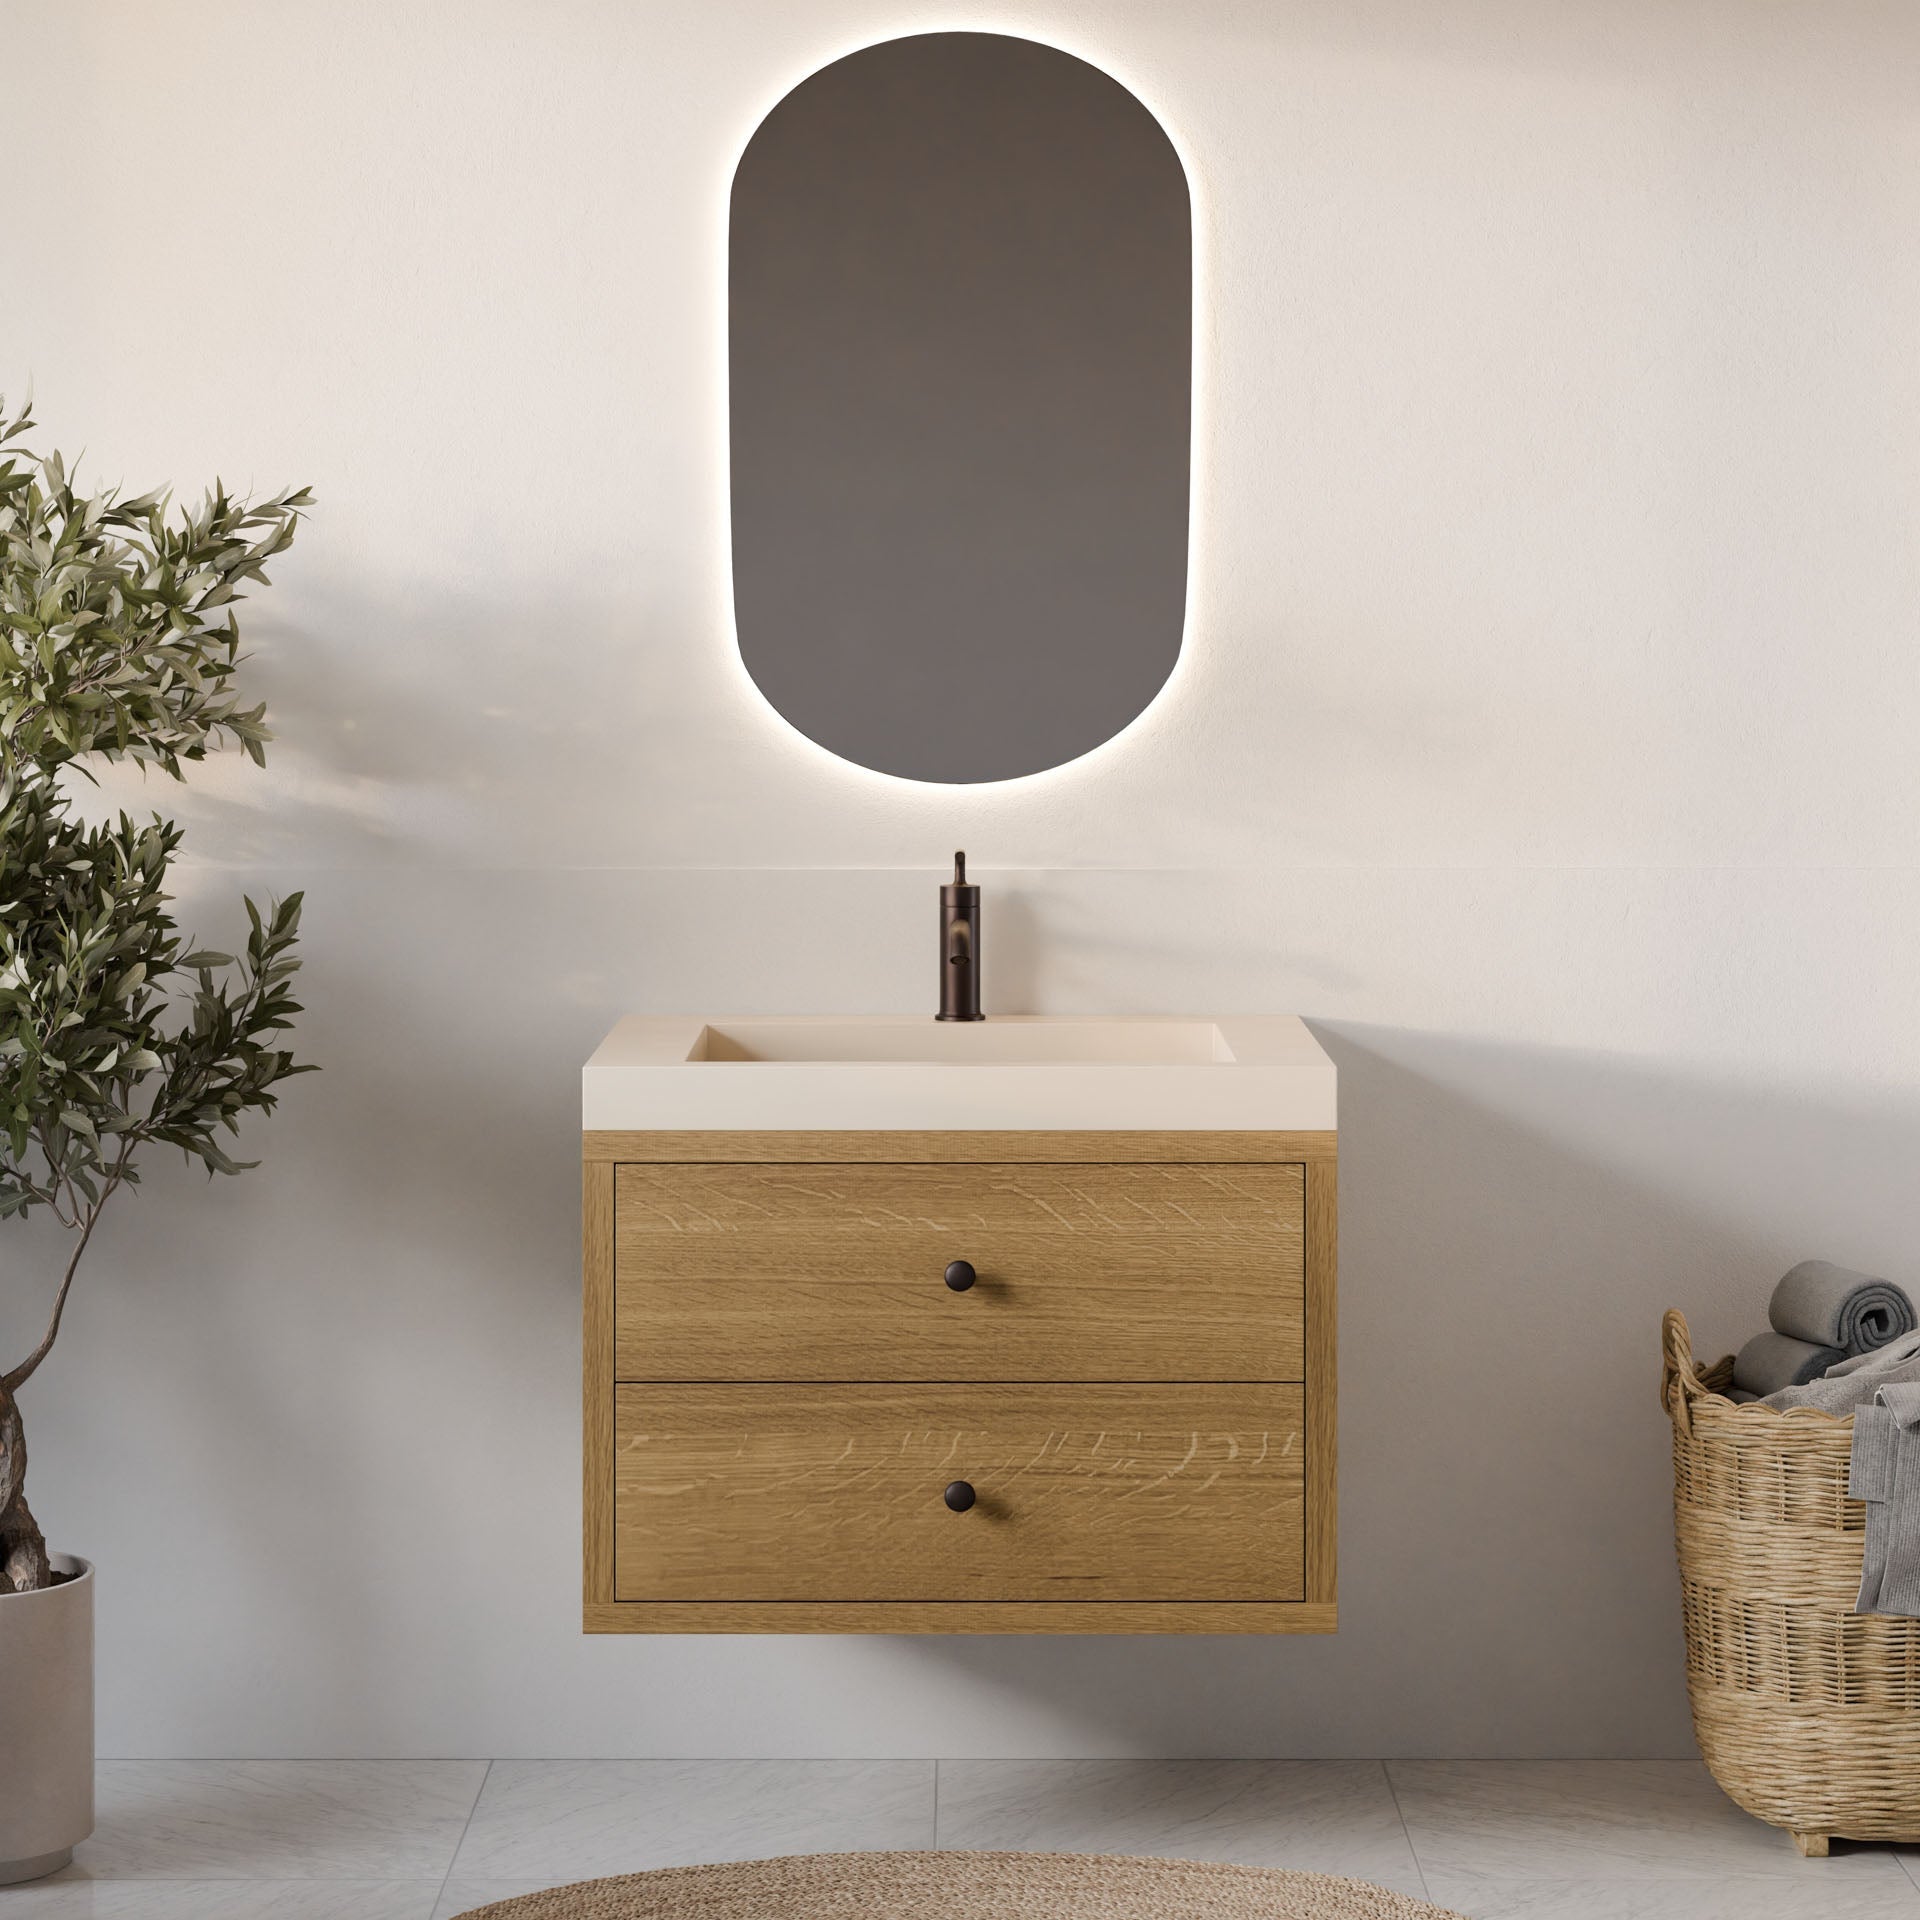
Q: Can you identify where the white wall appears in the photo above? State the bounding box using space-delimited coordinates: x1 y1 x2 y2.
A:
5 0 1918 1758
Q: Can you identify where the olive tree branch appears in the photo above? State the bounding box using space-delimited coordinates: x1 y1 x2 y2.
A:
1 1148 126 1394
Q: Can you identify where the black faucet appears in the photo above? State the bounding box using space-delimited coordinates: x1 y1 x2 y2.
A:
937 851 983 1022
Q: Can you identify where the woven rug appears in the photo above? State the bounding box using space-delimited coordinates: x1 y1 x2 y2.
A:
450 1850 1463 1919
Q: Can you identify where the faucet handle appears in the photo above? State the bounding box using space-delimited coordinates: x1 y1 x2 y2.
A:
953 851 966 885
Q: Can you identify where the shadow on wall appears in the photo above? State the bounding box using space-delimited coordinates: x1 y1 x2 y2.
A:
73 571 708 871
17 867 619 1755
902 1025 1920 1756
36 911 1920 1756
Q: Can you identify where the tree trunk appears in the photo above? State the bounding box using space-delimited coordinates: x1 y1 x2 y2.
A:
0 1382 50 1595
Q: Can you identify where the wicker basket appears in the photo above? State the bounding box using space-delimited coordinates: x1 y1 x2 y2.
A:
1663 1308 1920 1856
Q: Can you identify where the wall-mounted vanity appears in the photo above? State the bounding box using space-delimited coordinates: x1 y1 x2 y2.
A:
582 1016 1336 1633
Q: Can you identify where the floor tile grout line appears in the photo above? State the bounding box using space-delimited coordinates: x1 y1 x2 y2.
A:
1379 1759 1433 1903
435 1759 493 1914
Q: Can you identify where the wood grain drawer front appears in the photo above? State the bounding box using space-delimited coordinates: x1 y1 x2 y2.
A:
612 1383 1304 1604
614 1163 1304 1382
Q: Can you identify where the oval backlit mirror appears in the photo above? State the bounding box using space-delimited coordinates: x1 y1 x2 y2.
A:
729 32 1192 784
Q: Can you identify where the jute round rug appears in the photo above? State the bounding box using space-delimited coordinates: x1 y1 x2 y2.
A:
450 1851 1463 1919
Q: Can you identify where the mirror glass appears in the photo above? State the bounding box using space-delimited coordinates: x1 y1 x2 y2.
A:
729 31 1192 784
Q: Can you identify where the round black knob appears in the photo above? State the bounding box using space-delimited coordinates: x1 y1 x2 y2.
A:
944 1480 976 1512
944 1260 976 1292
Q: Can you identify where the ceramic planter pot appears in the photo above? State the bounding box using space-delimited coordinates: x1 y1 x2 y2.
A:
0 1554 93 1884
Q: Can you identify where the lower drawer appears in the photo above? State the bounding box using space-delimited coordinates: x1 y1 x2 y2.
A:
612 1383 1304 1604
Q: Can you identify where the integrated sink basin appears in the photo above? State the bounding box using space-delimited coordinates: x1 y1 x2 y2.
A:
584 1015 1335 1133
695 1018 1229 1065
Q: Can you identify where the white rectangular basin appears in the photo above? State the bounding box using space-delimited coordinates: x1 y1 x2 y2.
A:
696 1018 1229 1065
584 1016 1334 1133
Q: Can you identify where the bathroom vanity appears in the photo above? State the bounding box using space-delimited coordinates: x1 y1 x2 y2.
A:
582 1017 1335 1633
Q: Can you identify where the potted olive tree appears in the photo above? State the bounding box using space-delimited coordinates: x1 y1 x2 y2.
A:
0 401 312 1883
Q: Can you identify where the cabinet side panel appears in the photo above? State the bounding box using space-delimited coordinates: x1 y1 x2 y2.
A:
584 1156 617 1610
1305 1153 1338 1607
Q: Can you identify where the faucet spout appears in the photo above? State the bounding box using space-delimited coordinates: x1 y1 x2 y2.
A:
937 851 983 1022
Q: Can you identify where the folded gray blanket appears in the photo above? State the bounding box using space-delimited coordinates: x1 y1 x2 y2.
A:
1771 1259 1916 1354
1762 1329 1920 1413
1850 1382 1920 1618
1733 1328 1845 1397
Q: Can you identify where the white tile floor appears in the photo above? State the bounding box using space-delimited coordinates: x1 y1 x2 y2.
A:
5 1760 1919 1918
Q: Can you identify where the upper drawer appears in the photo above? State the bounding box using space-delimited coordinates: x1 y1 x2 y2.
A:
614 1161 1303 1381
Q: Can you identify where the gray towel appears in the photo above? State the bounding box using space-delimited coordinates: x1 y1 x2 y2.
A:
1851 1383 1920 1618
1852 1404 1896 1612
1771 1259 1916 1354
1762 1329 1920 1413
1732 1329 1845 1397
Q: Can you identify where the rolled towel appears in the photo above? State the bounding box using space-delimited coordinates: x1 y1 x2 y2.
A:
1734 1328 1846 1397
1771 1259 1916 1355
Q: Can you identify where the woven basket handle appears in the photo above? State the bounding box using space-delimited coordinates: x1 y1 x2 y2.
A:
1663 1309 1712 1437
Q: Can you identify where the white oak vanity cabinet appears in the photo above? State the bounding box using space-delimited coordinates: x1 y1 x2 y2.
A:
583 1018 1335 1634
